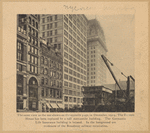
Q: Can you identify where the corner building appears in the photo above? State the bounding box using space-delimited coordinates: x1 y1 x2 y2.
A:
87 19 108 86
17 14 41 111
40 14 88 109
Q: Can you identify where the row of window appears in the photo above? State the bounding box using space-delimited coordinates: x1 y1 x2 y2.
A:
41 88 62 99
87 63 96 67
28 54 38 65
64 52 86 70
64 80 85 88
28 36 38 46
42 22 57 31
41 68 62 79
64 38 86 58
87 72 96 75
64 59 86 75
29 17 38 29
28 45 38 55
64 89 80 96
41 56 62 71
64 24 86 48
45 29 57 37
28 26 38 37
64 15 87 37
47 37 62 43
64 96 81 103
87 55 96 59
64 74 86 86
41 77 62 88
17 52 23 61
87 59 96 63
42 15 57 23
64 40 86 56
64 67 86 80
28 64 38 74
64 28 86 43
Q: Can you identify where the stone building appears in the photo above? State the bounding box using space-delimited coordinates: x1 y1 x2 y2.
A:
39 38 63 112
87 19 108 86
17 14 40 111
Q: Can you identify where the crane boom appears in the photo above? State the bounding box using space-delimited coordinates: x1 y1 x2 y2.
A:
101 55 127 99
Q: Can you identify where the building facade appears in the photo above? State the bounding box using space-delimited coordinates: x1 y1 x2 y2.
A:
40 14 88 109
87 19 108 86
39 38 63 112
17 14 41 111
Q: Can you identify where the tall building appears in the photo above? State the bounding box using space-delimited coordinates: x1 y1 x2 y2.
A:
17 14 40 111
40 14 88 109
87 19 108 86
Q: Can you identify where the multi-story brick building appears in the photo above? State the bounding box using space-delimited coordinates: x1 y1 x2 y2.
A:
17 14 40 111
87 19 108 86
40 14 88 109
39 38 63 112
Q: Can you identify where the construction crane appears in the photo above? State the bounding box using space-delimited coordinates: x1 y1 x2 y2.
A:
101 55 135 111
101 55 127 99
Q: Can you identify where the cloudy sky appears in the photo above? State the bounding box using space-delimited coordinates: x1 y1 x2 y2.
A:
86 14 135 84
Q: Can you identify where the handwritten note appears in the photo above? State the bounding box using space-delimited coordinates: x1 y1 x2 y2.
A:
63 5 92 12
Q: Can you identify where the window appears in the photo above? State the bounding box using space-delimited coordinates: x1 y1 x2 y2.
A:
64 81 68 87
42 32 45 37
64 67 68 73
55 30 57 35
17 52 22 60
47 17 49 22
55 22 57 28
55 37 57 42
17 42 22 50
64 74 68 80
47 31 49 37
50 16 52 21
50 23 53 29
42 18 45 23
44 68 48 75
42 25 45 30
41 77 44 84
55 15 57 20
41 88 44 97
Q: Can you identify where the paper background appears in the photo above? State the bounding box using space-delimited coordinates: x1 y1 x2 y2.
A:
1 1 149 132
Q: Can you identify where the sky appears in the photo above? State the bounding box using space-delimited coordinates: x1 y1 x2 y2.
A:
86 14 135 84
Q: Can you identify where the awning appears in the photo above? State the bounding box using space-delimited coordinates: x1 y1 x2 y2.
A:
50 103 58 108
46 103 51 109
56 103 63 108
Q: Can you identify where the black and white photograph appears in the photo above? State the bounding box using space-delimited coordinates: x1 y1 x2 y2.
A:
16 14 135 112
2 1 148 131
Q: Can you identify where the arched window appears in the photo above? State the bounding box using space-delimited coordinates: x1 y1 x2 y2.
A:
29 77 38 85
41 56 44 64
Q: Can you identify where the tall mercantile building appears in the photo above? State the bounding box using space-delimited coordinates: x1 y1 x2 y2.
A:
87 19 108 86
40 14 88 109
